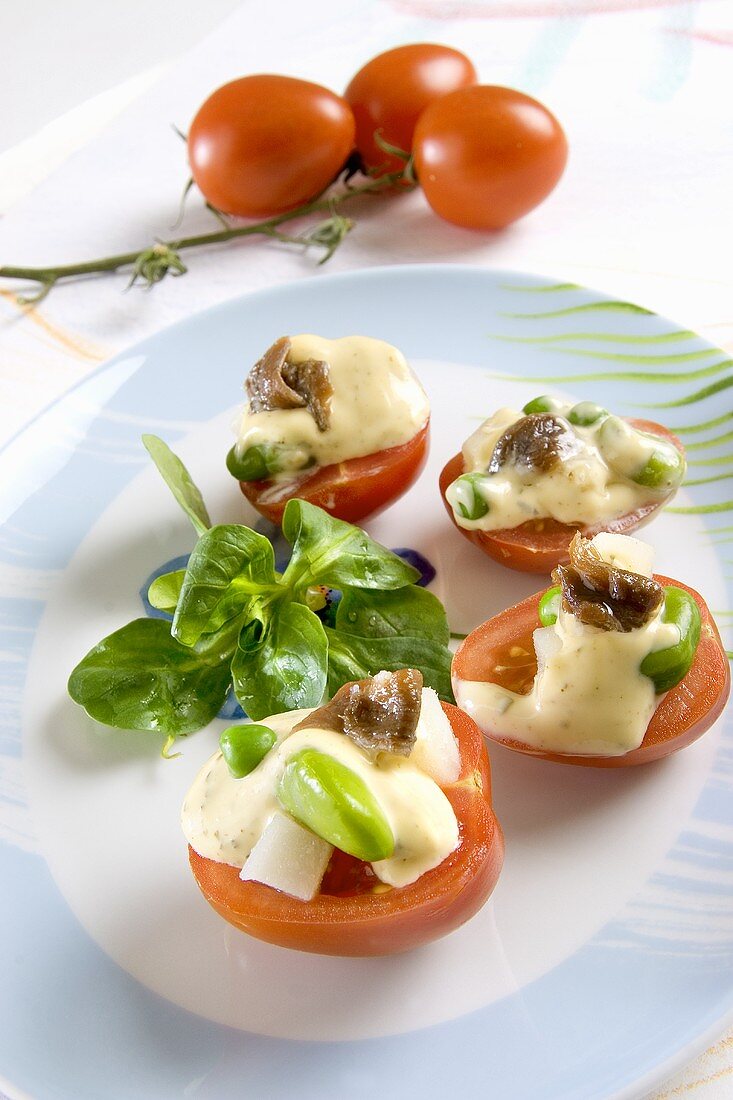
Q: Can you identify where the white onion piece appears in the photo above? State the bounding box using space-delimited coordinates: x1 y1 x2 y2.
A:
240 811 333 901
590 533 654 577
409 687 461 785
533 626 562 679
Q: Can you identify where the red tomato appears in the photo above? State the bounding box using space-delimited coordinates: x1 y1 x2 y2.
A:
439 419 685 574
188 703 504 956
452 577 730 768
345 44 477 175
413 85 568 229
240 420 430 526
188 75 355 218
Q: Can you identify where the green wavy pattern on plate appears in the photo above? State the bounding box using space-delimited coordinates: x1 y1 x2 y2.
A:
500 281 580 293
685 430 733 451
645 375 733 408
491 330 695 345
684 472 733 488
513 346 719 364
689 454 733 467
666 501 733 514
668 412 733 434
501 301 654 320
493 358 731 386
492 286 732 570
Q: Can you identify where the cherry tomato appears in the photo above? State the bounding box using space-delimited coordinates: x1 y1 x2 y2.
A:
188 703 504 956
439 419 684 574
239 420 429 526
413 85 568 229
452 578 730 768
188 75 355 218
345 44 477 176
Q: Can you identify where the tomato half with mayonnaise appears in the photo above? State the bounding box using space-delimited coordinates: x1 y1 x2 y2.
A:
439 419 684 575
452 577 730 768
188 702 503 955
239 420 429 526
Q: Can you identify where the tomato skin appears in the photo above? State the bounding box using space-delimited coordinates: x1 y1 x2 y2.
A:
345 44 477 175
188 75 355 218
413 85 568 229
188 703 504 956
452 577 730 768
439 419 685 574
240 420 429 526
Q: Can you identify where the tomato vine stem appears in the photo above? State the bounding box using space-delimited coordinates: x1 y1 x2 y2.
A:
0 164 412 306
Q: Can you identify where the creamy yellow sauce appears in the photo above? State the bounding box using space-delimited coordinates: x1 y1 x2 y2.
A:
454 535 680 757
182 692 459 889
234 335 429 475
447 404 672 532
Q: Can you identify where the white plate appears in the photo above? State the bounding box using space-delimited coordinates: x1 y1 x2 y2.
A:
1 265 732 1099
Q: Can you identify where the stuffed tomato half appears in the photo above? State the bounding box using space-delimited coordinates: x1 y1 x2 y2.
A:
228 335 430 525
440 395 685 574
452 533 730 767
184 670 503 955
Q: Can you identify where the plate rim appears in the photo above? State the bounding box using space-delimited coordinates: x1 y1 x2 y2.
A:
1 262 732 1100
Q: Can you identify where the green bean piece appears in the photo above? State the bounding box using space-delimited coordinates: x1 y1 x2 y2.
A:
226 444 280 481
220 723 277 778
568 401 606 427
522 395 562 415
452 472 489 521
639 586 701 693
277 749 394 862
598 417 684 493
538 585 562 627
632 446 684 492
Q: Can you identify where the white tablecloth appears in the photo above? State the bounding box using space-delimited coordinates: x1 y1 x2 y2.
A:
1 1 732 1096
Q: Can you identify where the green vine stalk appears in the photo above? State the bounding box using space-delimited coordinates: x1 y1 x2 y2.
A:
0 156 414 306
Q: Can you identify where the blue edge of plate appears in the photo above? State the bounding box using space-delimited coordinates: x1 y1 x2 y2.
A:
1 266 732 1100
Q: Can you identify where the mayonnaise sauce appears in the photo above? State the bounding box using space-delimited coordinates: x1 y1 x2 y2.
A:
447 404 670 532
182 693 459 889
234 335 429 474
454 536 680 757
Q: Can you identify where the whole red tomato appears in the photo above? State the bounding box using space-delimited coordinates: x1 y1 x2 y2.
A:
414 85 568 229
188 75 355 218
345 44 477 174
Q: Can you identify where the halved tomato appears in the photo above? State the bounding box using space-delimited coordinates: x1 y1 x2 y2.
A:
240 420 429 526
452 577 730 768
188 702 504 955
439 419 684 574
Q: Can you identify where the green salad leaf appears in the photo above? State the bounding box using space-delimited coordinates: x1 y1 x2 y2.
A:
147 569 186 613
232 601 328 721
142 434 211 536
334 584 450 645
173 524 279 646
67 435 454 749
326 628 453 702
67 618 233 736
282 499 419 592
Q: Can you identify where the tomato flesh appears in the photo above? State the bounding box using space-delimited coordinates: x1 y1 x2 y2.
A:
452 577 730 768
413 85 568 229
320 850 383 898
439 418 685 574
188 75 355 217
240 420 429 526
188 703 504 956
345 44 477 175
